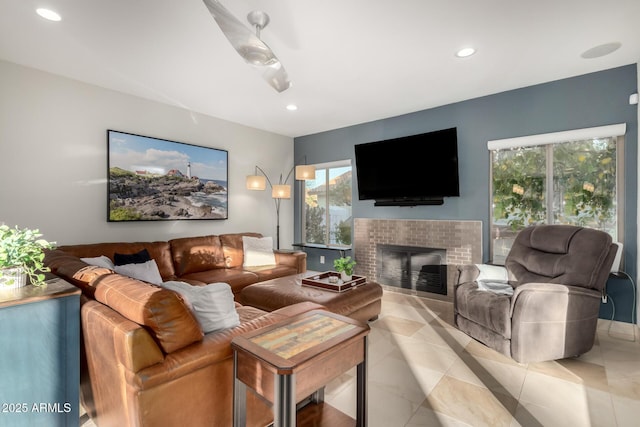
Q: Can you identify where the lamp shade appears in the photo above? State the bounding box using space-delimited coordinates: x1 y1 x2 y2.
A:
272 184 291 199
246 175 266 190
295 165 316 180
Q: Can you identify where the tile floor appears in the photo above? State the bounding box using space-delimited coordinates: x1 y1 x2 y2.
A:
324 290 640 427
81 290 640 426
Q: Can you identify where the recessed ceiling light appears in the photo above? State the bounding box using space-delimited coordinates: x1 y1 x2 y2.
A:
455 47 476 58
580 42 621 59
36 8 61 21
286 104 298 111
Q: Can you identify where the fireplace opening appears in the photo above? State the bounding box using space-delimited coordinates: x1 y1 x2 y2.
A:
376 244 447 295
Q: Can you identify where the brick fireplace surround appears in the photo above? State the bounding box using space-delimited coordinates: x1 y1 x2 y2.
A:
353 219 483 301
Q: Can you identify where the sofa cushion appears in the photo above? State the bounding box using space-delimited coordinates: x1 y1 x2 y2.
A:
161 281 240 333
242 236 276 267
243 264 299 282
179 268 259 295
93 274 203 353
220 232 262 268
169 235 226 276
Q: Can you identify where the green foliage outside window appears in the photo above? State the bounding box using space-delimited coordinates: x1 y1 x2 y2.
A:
329 176 352 206
303 165 352 246
553 140 616 232
492 138 617 236
305 205 326 244
334 219 352 245
492 146 547 230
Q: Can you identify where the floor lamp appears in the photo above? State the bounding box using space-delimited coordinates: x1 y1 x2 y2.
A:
246 164 315 249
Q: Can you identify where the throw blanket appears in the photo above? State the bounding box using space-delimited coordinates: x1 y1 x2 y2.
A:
475 264 514 296
477 280 514 296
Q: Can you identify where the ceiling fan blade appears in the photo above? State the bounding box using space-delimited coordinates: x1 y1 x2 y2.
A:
202 0 292 92
261 62 291 93
202 0 278 66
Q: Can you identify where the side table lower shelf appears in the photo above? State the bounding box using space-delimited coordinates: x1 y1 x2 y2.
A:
296 401 355 427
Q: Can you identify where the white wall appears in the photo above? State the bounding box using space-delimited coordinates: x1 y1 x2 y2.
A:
0 60 295 246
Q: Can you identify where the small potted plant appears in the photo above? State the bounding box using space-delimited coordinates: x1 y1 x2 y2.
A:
334 256 356 282
0 224 55 288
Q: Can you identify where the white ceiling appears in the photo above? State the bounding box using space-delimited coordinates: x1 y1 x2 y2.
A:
1 0 639 138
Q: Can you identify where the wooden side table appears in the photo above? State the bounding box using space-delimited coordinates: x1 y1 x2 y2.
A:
231 310 369 427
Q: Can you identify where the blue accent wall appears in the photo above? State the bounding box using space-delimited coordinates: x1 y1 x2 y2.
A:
295 65 638 321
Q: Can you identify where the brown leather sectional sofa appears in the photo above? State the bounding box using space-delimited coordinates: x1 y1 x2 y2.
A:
46 232 306 298
43 232 320 427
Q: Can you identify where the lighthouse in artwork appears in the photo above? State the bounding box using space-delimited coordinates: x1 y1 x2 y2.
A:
187 162 192 179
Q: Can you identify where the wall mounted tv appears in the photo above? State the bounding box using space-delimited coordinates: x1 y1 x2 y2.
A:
354 127 459 206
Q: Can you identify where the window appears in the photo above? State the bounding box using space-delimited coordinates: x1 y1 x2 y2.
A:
490 124 624 263
302 160 352 246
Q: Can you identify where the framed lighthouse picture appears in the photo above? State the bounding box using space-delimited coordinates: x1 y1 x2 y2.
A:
107 130 228 221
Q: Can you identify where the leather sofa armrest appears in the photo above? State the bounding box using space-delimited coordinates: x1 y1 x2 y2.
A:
44 249 112 297
274 250 307 273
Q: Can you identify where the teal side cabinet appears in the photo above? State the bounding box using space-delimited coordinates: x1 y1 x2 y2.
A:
0 278 80 426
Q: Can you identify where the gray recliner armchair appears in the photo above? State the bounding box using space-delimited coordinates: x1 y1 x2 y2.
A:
454 224 618 363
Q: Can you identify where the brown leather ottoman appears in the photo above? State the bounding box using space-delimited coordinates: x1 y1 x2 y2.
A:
239 271 383 323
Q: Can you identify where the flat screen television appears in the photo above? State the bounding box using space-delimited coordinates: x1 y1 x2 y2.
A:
354 127 459 206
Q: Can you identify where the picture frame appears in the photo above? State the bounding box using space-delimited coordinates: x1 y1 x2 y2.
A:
107 130 228 221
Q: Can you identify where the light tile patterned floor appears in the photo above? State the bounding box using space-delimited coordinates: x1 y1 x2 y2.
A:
324 291 640 427
81 290 640 426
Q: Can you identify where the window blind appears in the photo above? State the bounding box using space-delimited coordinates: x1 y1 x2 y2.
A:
487 123 626 151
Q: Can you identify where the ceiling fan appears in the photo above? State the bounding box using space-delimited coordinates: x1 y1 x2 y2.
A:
202 0 291 92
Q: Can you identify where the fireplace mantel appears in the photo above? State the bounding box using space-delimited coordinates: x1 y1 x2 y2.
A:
354 219 482 301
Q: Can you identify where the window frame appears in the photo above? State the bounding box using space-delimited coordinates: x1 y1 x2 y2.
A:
488 125 625 263
300 159 352 247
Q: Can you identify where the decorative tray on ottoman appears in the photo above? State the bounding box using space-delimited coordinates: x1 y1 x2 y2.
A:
302 272 366 292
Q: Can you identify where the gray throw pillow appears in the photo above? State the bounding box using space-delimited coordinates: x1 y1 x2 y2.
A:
81 255 115 270
114 259 163 285
161 281 240 333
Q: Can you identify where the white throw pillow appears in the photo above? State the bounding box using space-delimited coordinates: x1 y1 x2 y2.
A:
242 236 276 267
161 281 240 333
114 259 163 285
81 255 115 270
